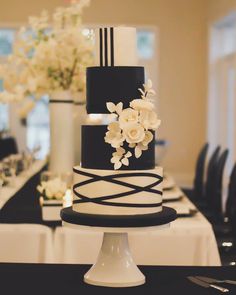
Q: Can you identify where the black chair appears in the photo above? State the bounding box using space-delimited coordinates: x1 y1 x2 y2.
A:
192 143 209 201
225 163 236 221
182 143 208 201
212 149 229 220
205 146 221 210
0 137 18 160
216 164 236 260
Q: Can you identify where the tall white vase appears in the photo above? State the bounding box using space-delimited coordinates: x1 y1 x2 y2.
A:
73 103 87 165
73 93 87 166
49 90 74 174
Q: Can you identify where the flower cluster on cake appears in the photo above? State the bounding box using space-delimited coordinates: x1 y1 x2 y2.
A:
105 79 161 169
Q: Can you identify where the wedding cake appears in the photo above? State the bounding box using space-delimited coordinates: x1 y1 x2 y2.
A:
72 27 163 216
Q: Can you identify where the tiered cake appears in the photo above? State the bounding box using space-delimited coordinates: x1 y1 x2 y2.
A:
72 27 163 216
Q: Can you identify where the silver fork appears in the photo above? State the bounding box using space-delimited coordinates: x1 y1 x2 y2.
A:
196 276 236 285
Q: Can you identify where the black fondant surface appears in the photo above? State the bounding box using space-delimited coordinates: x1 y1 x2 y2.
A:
61 206 177 227
81 125 155 170
86 66 145 114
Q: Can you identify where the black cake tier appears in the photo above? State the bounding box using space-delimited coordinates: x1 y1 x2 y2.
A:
86 66 145 114
81 125 155 170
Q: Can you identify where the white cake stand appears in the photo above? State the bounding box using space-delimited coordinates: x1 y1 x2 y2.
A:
63 221 169 287
61 206 176 288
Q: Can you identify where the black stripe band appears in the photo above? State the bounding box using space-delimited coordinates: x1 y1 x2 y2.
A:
74 101 85 106
50 99 74 104
74 199 162 208
99 28 103 66
104 28 108 66
110 27 114 67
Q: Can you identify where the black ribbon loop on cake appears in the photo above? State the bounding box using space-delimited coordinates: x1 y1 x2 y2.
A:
73 169 163 208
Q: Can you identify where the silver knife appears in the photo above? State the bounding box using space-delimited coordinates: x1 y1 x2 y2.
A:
188 276 229 292
196 276 236 286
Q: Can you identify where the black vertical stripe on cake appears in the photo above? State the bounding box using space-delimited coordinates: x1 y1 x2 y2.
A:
110 27 114 66
99 28 103 67
104 28 108 66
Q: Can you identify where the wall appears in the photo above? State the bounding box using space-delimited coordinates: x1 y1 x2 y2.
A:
0 0 209 185
207 0 236 22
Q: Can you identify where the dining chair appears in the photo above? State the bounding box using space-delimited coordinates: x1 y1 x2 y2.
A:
204 145 221 210
192 143 209 201
0 137 18 160
212 149 229 220
182 143 208 201
216 164 236 258
225 163 236 221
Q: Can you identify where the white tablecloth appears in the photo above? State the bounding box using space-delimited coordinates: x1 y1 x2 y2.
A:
0 159 47 209
54 195 221 266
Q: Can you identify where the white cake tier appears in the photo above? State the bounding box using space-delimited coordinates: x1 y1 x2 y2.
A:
94 27 138 66
72 166 163 216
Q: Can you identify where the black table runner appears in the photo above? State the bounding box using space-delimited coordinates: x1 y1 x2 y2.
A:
0 263 235 295
0 162 61 227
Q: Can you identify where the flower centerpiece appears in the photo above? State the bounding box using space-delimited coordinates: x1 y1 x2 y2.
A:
37 177 70 221
0 0 93 111
105 80 161 170
0 0 94 173
37 177 68 200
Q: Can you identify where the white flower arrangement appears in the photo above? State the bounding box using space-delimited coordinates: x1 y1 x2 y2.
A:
37 177 67 200
105 79 161 170
0 0 93 117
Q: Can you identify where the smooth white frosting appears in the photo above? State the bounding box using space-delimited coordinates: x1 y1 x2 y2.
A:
94 27 138 66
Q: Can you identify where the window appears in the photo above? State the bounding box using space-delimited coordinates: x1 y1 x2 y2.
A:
208 13 236 179
0 28 50 157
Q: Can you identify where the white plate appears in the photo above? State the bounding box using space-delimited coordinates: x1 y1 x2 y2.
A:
163 175 175 190
163 186 183 201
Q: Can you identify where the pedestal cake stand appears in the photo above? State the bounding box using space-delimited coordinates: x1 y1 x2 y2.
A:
61 206 177 288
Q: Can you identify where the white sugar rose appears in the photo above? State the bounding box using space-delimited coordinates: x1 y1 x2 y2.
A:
130 99 154 111
142 131 154 146
119 108 139 128
123 123 145 144
105 123 124 148
139 110 161 130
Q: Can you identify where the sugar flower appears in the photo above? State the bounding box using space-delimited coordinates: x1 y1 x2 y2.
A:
105 80 161 169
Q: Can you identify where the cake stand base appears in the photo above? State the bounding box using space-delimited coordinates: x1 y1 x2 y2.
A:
84 232 145 287
61 207 177 288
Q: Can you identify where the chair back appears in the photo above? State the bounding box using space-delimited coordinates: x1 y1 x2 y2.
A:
0 137 18 160
213 149 229 217
193 143 209 200
205 146 221 208
225 163 236 219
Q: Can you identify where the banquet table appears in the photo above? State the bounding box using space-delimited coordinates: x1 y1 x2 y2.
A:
0 263 235 295
53 194 221 266
0 168 221 266
0 159 49 224
0 159 47 209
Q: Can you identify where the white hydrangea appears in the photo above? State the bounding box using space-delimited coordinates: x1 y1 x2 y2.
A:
0 0 93 116
37 177 67 200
